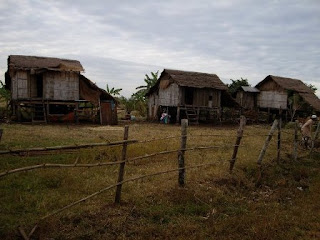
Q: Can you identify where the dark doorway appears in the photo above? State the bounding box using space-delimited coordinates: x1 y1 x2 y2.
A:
36 74 43 97
185 87 194 105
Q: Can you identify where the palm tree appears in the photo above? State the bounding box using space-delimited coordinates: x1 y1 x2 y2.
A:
135 71 159 97
106 84 122 96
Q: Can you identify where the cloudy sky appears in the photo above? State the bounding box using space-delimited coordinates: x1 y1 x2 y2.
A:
0 0 319 97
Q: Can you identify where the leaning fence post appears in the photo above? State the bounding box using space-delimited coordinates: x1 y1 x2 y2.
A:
310 121 320 156
293 120 299 161
115 125 129 203
277 115 282 164
257 119 278 165
229 115 246 172
178 119 188 187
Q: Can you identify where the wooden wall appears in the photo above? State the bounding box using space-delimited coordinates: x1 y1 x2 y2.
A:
11 71 28 99
236 92 256 109
258 91 287 109
158 83 180 106
44 71 79 100
181 88 220 107
10 70 79 101
257 78 287 109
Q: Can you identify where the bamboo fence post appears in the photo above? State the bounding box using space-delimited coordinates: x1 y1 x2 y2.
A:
309 121 320 156
293 120 299 161
257 119 278 165
115 125 129 203
178 119 188 187
277 114 282 164
229 115 246 172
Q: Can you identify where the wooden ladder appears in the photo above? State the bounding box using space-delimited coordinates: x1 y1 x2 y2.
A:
185 107 199 125
32 103 47 124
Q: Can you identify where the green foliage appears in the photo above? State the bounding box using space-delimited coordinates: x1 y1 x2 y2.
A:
0 80 11 118
0 80 10 103
307 84 317 93
119 71 159 117
106 84 122 96
228 78 250 96
135 71 159 98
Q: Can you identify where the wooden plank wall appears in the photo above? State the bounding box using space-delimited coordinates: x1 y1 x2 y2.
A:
236 92 255 109
11 71 28 99
192 88 220 107
158 83 180 106
44 72 79 100
11 70 79 101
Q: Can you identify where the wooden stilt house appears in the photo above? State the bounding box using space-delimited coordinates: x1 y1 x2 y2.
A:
5 55 117 124
146 69 237 124
256 75 320 119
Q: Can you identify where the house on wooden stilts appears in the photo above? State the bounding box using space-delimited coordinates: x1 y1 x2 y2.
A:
146 69 236 124
5 55 117 125
256 75 320 120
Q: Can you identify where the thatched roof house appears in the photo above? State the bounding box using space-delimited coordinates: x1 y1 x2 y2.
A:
7 55 84 72
5 55 117 124
256 75 320 114
146 69 236 124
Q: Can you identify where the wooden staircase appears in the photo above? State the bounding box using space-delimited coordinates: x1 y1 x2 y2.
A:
32 103 47 124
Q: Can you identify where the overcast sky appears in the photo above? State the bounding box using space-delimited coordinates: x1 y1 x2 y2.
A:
0 0 319 97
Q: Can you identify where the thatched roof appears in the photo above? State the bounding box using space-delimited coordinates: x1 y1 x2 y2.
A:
147 69 227 96
256 75 312 93
8 55 84 72
79 75 115 105
256 75 320 111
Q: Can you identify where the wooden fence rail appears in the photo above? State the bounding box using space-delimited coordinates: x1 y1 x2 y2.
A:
0 140 138 155
3 118 313 240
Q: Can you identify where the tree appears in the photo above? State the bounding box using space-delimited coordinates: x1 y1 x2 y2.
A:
135 71 159 98
228 78 250 96
122 70 159 117
0 80 11 117
106 84 122 96
307 84 317 93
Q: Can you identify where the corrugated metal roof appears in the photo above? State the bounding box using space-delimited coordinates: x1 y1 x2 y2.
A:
241 86 260 93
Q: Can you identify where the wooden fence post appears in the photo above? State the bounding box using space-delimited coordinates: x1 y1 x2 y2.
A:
293 120 299 161
178 119 188 187
229 115 246 172
310 121 320 156
115 125 129 203
277 113 282 164
0 129 3 142
257 119 278 165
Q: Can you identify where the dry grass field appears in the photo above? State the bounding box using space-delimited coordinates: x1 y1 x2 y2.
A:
0 122 319 239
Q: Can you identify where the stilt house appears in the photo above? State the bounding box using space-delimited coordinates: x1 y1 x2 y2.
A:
5 55 117 124
146 69 236 124
256 75 320 118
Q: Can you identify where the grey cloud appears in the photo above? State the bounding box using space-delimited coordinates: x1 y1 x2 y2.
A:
0 0 319 97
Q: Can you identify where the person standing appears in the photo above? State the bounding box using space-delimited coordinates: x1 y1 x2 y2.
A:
301 115 318 148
